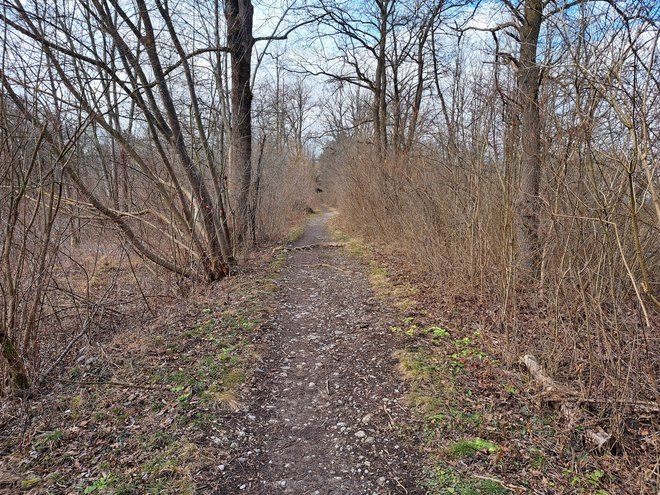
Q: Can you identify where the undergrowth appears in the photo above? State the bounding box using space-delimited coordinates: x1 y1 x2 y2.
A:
333 222 645 495
0 246 286 493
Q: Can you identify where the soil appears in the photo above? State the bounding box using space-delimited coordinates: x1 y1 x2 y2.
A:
221 211 424 494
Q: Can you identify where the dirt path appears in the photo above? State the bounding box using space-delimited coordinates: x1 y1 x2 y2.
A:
224 212 423 494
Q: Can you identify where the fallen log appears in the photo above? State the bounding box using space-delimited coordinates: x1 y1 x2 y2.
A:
520 355 660 414
520 354 565 395
519 354 612 450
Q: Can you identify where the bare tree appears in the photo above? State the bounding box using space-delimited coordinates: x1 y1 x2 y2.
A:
1 0 234 280
225 0 254 245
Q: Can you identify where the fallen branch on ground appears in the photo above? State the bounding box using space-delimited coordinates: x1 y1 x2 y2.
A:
519 356 660 413
520 354 613 450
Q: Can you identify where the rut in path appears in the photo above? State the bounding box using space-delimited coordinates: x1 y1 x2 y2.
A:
225 212 424 494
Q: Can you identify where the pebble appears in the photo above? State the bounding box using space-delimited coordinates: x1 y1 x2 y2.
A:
219 217 419 492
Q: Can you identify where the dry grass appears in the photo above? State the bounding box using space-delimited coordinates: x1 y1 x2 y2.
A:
338 223 658 494
326 145 659 413
254 147 318 244
0 248 281 493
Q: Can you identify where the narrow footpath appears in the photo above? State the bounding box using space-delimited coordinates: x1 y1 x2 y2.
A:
223 212 424 494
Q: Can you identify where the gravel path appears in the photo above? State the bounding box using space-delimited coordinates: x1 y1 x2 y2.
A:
223 212 423 494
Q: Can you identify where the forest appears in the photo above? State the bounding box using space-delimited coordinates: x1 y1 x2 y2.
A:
0 0 658 494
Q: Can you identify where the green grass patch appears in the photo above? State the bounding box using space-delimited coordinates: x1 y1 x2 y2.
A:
34 430 63 450
220 369 245 387
449 438 501 458
427 468 509 494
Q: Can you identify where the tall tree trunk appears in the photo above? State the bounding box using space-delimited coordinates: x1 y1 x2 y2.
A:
517 0 543 279
373 0 389 159
225 0 254 246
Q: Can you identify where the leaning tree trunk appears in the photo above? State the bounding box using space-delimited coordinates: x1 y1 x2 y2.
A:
225 0 254 246
517 0 543 280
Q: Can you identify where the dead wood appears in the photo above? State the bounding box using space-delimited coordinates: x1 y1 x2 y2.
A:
520 354 613 450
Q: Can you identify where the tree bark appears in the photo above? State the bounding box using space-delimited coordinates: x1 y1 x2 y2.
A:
373 0 389 159
225 0 254 246
517 0 543 279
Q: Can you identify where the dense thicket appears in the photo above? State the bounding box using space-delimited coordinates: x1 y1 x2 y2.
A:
0 0 315 391
315 0 659 432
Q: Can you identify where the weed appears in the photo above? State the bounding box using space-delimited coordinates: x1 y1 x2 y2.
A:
200 355 215 367
429 326 450 338
530 449 547 469
195 319 217 333
563 468 611 494
35 430 63 450
21 478 42 489
502 384 519 395
405 325 418 336
190 412 215 428
449 409 484 427
449 438 500 458
70 393 85 409
167 371 190 385
426 413 447 426
449 337 488 369
84 474 116 493
427 468 509 494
